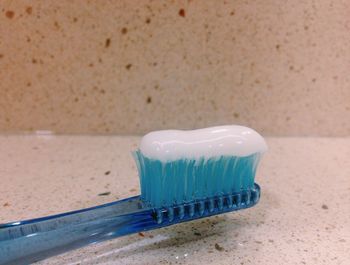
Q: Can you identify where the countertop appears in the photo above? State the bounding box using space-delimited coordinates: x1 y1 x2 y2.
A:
0 135 349 264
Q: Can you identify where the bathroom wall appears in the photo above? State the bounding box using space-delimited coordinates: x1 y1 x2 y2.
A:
0 0 349 136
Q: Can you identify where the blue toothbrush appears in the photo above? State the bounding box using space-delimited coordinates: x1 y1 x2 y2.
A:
0 125 267 264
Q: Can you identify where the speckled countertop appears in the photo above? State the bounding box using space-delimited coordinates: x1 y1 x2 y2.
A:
1 1 350 136
1 135 349 264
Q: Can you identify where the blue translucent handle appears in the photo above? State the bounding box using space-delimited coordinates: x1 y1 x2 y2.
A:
0 184 260 265
0 196 152 265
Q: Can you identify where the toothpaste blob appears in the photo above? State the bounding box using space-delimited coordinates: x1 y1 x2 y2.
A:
134 125 267 207
140 125 267 161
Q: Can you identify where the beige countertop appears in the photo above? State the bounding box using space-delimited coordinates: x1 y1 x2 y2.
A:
0 135 349 264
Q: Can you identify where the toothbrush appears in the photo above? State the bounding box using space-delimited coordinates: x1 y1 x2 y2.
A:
0 125 267 265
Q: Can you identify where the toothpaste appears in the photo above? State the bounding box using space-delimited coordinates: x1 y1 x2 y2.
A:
139 125 267 161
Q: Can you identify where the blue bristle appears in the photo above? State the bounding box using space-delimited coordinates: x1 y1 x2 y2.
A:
133 151 262 208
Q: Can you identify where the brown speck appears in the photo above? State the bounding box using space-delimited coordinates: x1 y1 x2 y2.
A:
146 96 152 104
73 17 78 22
268 239 274 243
32 58 37 64
0 54 3 59
275 44 280 50
74 97 79 102
105 38 111 48
26 6 32 15
100 89 106 94
194 232 201 236
286 116 291 121
27 82 31 87
3 202 10 207
88 63 94 67
312 78 316 82
125 64 132 70
255 240 263 244
153 62 157 66
98 192 111 196
121 27 128 34
179 9 185 17
234 112 239 118
138 232 145 237
129 188 136 192
104 171 111 175
304 25 309 30
5 10 15 19
322 204 328 210
210 100 217 110
145 18 151 24
230 11 235 16
214 243 224 251
54 21 60 29
289 65 294 71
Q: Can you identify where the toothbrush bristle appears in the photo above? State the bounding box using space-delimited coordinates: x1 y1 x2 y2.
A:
133 151 262 208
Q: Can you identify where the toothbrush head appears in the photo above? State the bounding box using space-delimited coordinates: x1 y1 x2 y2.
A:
133 125 267 220
149 183 261 225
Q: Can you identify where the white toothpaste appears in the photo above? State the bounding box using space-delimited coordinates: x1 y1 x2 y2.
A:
139 125 267 161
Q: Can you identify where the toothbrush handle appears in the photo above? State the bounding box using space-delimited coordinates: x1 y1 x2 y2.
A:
0 184 261 265
0 196 155 265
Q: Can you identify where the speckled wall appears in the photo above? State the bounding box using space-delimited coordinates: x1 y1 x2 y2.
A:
0 1 349 136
